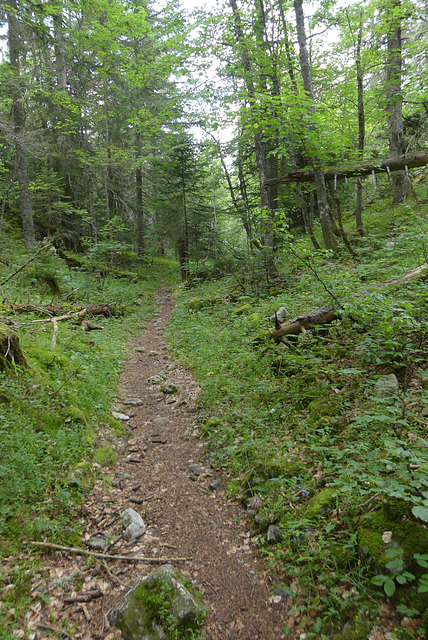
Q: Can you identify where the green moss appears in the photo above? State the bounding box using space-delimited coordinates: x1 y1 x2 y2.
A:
304 488 337 520
307 396 342 420
260 457 305 479
65 405 88 425
188 298 203 311
93 446 117 467
358 504 428 571
248 312 262 327
107 415 127 435
233 303 252 316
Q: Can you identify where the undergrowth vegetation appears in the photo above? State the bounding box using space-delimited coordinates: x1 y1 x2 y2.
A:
0 244 178 637
168 196 428 639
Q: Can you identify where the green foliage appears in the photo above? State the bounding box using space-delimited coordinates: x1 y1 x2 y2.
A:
167 194 428 636
0 244 180 635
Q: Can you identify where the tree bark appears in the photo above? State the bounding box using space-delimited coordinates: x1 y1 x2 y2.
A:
7 0 36 250
293 0 335 250
264 151 428 186
385 0 408 204
354 13 366 235
229 0 276 276
135 134 145 257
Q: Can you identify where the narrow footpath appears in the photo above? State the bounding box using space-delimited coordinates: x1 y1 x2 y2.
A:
23 291 286 640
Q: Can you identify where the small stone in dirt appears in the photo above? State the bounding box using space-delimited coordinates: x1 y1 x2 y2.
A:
121 508 146 541
166 398 176 404
112 411 130 421
135 347 146 353
86 536 109 551
209 478 222 491
167 363 178 370
122 398 144 407
188 463 205 476
160 383 178 395
117 472 136 481
267 525 283 543
268 595 282 605
110 564 204 640
148 350 159 357
185 406 199 414
153 416 168 424
147 374 165 385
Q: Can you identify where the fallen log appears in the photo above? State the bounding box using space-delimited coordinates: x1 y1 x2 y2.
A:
270 261 428 342
264 151 428 187
270 305 338 340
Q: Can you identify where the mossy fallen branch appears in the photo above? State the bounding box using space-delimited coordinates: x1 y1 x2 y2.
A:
270 261 428 342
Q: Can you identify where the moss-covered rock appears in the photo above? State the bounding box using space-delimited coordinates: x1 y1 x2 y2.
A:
358 503 428 572
110 564 205 640
303 488 337 520
248 312 262 327
65 405 88 425
233 304 252 316
93 446 117 467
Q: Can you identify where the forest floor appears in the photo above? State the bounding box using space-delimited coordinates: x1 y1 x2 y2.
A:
19 289 288 640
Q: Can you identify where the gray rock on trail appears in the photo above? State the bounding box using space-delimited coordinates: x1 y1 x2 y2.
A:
147 374 165 385
110 564 204 640
160 383 178 395
122 398 144 407
374 373 399 398
188 463 205 476
112 411 130 421
121 508 146 541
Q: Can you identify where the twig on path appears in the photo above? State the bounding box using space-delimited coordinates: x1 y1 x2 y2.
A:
24 540 189 563
37 623 73 639
63 588 103 603
101 559 132 588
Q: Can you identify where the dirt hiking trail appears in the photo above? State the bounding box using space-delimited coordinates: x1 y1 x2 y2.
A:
21 290 287 640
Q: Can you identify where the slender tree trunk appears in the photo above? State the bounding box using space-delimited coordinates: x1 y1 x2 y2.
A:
88 170 98 240
355 14 366 235
7 0 36 249
293 0 335 250
385 0 408 204
229 0 276 276
135 134 145 257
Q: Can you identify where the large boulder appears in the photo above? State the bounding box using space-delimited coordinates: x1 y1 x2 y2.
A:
110 564 205 640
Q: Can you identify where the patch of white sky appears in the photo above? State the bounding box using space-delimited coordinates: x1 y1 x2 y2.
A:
173 0 355 149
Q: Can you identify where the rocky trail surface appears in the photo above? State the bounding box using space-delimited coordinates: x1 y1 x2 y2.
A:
18 291 287 640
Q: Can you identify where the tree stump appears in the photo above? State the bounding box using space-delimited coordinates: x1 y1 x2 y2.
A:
0 323 27 370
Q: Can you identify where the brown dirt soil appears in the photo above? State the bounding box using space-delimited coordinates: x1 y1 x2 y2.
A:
17 290 288 640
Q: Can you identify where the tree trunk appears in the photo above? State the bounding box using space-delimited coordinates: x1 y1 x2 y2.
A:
229 0 276 276
385 0 408 204
355 14 366 235
293 0 335 250
135 134 145 257
7 0 36 250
